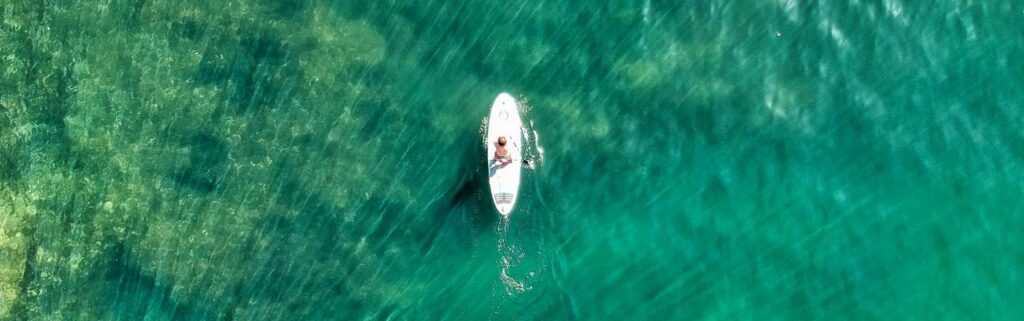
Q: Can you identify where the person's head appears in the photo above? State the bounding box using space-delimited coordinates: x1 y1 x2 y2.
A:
498 136 507 147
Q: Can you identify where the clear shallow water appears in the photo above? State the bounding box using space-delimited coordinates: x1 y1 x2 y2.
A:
1 0 1023 320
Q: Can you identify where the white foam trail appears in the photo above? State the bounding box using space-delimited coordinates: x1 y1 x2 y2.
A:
640 0 651 50
497 215 527 295
516 98 545 169
643 0 651 25
531 123 545 168
479 116 489 150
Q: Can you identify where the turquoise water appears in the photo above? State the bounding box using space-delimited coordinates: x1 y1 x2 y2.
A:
1 0 1023 319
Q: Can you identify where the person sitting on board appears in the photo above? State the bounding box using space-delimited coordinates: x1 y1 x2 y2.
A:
494 136 513 165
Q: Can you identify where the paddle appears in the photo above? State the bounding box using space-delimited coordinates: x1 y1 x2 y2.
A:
512 141 531 168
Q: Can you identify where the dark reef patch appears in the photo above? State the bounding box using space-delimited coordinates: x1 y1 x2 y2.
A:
259 0 314 20
0 145 19 184
0 110 21 184
171 132 228 194
170 18 203 42
195 29 301 114
230 31 293 112
22 62 77 167
104 242 218 320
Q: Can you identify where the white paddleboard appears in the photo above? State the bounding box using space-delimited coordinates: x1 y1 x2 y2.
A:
487 93 522 215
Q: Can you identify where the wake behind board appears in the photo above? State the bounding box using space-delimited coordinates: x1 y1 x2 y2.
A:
487 93 522 215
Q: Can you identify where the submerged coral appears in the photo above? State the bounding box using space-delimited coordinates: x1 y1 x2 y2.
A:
1 0 426 319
